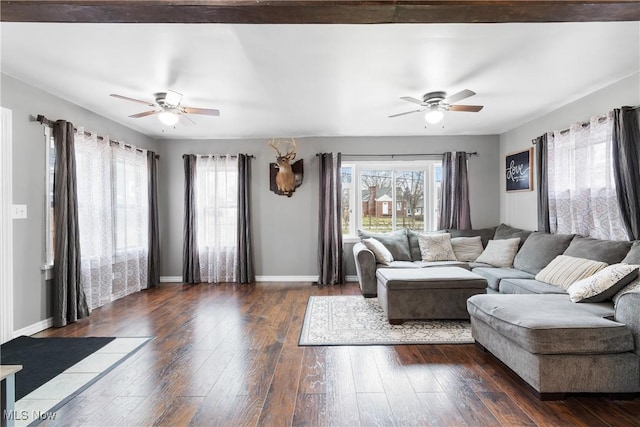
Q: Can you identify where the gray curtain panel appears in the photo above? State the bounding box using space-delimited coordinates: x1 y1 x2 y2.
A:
317 153 345 285
147 151 160 288
438 151 472 230
52 120 89 327
236 154 255 283
535 134 551 233
182 154 201 283
612 107 640 240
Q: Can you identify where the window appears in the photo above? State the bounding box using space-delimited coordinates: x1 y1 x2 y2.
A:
44 127 55 267
194 155 239 283
547 113 627 240
341 161 442 238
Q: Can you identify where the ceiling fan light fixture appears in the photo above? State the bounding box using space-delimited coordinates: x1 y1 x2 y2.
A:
424 108 444 124
158 111 179 126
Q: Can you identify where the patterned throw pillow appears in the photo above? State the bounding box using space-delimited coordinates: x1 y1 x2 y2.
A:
475 237 521 267
362 238 394 265
450 236 484 262
535 255 608 290
418 233 457 262
567 264 639 303
613 264 640 306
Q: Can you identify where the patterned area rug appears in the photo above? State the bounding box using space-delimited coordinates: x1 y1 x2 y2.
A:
299 295 474 346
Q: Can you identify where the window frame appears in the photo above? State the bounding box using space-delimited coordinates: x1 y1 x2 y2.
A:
341 160 442 241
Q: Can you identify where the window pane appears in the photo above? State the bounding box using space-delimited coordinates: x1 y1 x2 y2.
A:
360 170 393 232
342 186 351 235
396 170 424 231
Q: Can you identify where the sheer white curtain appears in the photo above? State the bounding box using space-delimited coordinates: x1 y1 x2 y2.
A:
112 142 149 298
75 132 149 310
75 129 113 310
196 155 238 283
548 113 628 240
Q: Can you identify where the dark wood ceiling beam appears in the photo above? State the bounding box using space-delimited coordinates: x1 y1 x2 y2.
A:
1 1 639 23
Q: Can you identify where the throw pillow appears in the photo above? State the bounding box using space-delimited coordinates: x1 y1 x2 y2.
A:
613 265 640 306
447 226 497 248
362 238 394 265
450 236 484 262
475 237 521 268
567 264 639 303
417 233 457 262
535 255 608 290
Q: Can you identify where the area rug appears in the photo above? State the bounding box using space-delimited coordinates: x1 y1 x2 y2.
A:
1 336 115 400
1 336 150 427
299 295 473 346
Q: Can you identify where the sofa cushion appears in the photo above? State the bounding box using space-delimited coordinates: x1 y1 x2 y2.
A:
415 260 471 270
362 238 394 265
563 236 633 265
513 232 575 275
622 241 640 264
406 229 430 261
358 229 411 261
499 278 568 295
613 267 640 306
535 255 608 290
447 226 497 248
473 267 535 291
567 264 639 303
451 236 484 262
467 294 632 355
475 238 520 268
418 233 457 262
493 223 531 248
377 267 487 290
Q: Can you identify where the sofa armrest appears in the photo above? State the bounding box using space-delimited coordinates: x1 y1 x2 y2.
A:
615 292 640 355
353 242 377 297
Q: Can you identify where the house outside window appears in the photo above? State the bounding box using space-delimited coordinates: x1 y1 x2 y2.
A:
341 161 442 239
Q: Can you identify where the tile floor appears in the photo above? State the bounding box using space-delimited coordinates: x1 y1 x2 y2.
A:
13 337 150 427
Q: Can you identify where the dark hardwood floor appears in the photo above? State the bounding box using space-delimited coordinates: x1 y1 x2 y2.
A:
35 282 640 426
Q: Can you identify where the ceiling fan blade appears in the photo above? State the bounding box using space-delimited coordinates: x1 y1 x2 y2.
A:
400 96 426 105
111 94 156 106
129 110 159 118
179 114 196 126
443 89 476 105
448 104 484 112
388 109 423 118
182 107 220 117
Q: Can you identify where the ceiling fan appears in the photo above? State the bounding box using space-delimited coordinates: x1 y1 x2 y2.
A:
389 89 483 124
110 90 220 126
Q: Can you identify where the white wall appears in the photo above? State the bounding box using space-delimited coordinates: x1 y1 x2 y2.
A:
499 73 640 230
157 135 501 278
0 73 158 331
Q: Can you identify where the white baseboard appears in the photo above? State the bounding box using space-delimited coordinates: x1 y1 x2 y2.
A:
13 317 53 337
160 275 358 284
255 276 319 282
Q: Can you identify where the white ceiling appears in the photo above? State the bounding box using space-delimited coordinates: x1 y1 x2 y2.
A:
1 22 639 140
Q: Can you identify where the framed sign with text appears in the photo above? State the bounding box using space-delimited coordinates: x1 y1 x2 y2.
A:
505 148 533 192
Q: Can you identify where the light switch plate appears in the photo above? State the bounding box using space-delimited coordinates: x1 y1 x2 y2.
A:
12 204 27 219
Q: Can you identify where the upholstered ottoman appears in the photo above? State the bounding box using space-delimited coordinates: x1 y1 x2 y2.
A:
376 267 487 324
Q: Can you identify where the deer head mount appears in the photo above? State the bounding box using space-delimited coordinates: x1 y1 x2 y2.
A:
268 138 303 197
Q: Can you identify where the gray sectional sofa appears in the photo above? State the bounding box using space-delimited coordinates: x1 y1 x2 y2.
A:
352 224 640 399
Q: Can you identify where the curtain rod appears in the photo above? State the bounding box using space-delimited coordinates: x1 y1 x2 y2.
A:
316 152 478 158
532 105 640 144
36 114 160 159
182 154 255 159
